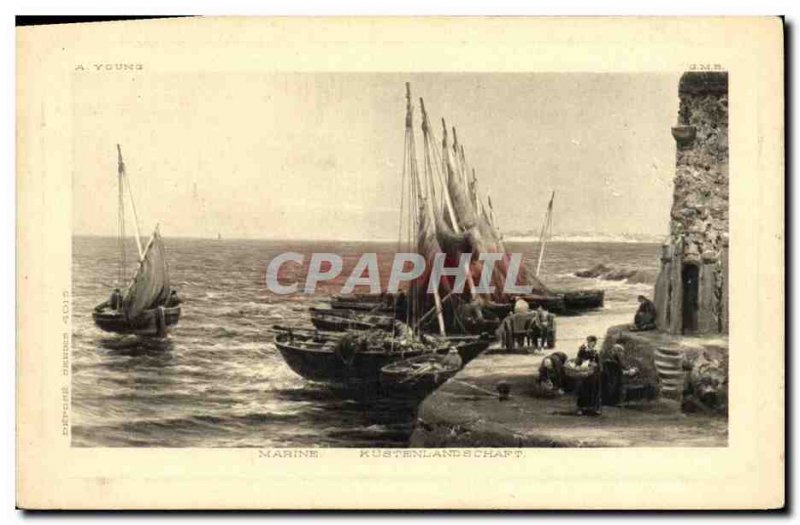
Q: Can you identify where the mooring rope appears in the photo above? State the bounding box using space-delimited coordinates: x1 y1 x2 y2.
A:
447 378 501 398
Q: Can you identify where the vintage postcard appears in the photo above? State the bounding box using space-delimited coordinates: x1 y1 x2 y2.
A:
16 17 784 509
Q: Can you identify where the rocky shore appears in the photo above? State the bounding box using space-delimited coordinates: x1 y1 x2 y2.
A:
574 263 657 284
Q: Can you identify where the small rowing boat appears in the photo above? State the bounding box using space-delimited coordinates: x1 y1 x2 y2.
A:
379 353 462 400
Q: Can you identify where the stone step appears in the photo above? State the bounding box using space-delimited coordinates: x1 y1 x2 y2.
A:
655 347 683 357
653 346 686 402
654 358 682 371
654 350 683 362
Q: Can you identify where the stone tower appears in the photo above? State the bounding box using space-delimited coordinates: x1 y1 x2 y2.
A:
654 71 729 335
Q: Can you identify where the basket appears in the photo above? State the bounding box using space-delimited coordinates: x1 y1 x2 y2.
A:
563 359 598 379
531 380 560 399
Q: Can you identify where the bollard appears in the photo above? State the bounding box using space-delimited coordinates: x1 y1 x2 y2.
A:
496 381 511 401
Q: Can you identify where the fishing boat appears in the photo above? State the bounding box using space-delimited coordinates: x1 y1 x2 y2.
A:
327 294 402 316
278 83 539 388
379 353 462 400
273 329 490 389
309 307 395 332
92 145 181 337
530 191 605 313
560 289 605 311
318 83 603 338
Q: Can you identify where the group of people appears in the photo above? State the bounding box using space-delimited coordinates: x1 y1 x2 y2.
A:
537 336 641 416
526 293 660 416
497 297 556 353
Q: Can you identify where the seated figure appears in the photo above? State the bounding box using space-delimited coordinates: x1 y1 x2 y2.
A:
94 288 123 313
165 289 182 307
633 295 657 331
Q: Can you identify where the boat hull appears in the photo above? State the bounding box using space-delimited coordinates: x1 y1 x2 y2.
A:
309 308 394 332
328 300 395 313
274 333 489 388
379 354 461 400
92 306 181 337
327 290 604 334
559 289 605 311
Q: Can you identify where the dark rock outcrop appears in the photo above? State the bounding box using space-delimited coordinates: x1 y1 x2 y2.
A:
574 263 657 284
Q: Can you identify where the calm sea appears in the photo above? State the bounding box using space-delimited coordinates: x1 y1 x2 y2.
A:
71 237 659 447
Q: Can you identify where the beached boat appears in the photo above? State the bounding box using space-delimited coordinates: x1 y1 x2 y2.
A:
309 307 395 332
530 191 604 313
559 289 605 311
273 329 490 388
92 145 181 337
329 294 395 315
379 353 462 400
317 84 602 339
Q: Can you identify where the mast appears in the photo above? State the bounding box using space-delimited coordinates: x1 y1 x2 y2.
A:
406 84 446 336
439 119 460 232
535 191 555 277
117 144 144 260
117 145 126 287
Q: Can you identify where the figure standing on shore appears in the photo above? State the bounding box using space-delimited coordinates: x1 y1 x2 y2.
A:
575 335 602 416
599 343 640 406
633 295 657 331
530 305 552 351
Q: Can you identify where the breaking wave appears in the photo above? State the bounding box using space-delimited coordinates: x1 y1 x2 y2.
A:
574 263 657 285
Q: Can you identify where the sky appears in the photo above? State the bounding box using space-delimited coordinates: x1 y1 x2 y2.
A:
72 72 680 241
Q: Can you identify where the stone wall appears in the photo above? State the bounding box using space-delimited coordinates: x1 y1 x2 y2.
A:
655 72 729 335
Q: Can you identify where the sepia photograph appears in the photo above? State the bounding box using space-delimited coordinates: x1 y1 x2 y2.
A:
71 71 729 448
16 16 784 509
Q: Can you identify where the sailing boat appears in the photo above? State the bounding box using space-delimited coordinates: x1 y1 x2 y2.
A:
395 84 566 331
321 83 604 323
273 85 491 390
92 145 181 337
532 191 605 311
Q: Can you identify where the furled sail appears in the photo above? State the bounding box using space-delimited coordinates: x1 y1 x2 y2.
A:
123 226 170 320
437 122 554 301
410 86 554 311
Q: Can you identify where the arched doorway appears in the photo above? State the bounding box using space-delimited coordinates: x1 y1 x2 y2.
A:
682 263 699 334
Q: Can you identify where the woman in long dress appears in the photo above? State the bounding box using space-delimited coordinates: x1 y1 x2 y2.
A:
575 335 602 415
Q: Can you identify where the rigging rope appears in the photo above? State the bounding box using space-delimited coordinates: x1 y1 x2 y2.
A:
118 158 126 288
123 171 144 260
